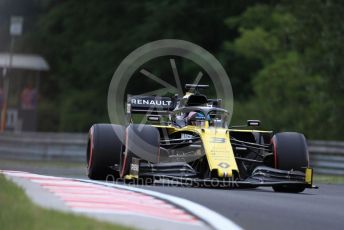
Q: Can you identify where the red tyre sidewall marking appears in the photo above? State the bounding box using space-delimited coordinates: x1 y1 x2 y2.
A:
271 137 278 168
120 127 129 178
88 126 94 170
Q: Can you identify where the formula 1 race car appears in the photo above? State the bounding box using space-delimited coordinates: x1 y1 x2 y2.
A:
87 84 315 193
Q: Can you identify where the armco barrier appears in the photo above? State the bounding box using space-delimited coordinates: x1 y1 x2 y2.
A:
0 132 87 162
0 132 343 175
308 140 344 175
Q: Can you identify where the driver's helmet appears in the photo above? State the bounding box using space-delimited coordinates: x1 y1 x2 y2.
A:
186 111 206 126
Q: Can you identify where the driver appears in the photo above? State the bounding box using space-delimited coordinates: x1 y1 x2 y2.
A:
186 111 207 126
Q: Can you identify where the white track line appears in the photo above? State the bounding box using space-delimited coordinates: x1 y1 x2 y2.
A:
78 179 242 230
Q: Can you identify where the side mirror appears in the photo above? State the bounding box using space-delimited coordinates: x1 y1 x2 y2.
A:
247 120 261 127
147 115 161 122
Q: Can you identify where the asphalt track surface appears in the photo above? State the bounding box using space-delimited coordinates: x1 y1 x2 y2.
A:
2 162 344 230
140 183 344 230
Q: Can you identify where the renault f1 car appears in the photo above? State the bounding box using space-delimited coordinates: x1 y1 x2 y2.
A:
87 84 315 193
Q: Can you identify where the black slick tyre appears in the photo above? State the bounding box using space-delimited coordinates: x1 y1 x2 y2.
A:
87 124 124 180
271 132 309 193
120 124 160 178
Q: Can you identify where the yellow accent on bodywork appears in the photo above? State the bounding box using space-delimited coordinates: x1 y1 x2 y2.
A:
198 128 238 177
124 174 138 180
229 129 273 133
152 124 239 178
305 168 313 184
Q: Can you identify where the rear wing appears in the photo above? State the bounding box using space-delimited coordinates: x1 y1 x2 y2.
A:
127 95 175 115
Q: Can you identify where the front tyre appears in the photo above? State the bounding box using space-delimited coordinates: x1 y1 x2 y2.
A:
271 132 309 193
87 124 124 180
120 124 160 178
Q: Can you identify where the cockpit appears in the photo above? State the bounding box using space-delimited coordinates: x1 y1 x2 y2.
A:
173 108 229 128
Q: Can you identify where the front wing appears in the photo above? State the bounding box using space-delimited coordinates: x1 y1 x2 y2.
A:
128 161 317 189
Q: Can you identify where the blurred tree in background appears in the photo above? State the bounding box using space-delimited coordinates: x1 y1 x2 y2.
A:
225 0 344 139
0 0 343 139
24 0 254 132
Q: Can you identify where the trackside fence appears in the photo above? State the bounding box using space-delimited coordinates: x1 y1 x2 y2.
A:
0 132 343 175
0 132 87 162
308 140 344 175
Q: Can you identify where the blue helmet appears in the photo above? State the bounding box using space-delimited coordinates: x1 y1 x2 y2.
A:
187 112 207 121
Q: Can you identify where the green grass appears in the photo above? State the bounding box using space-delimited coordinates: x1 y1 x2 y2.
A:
0 174 133 230
313 174 344 184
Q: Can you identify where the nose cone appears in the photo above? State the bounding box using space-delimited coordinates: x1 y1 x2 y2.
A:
199 128 239 178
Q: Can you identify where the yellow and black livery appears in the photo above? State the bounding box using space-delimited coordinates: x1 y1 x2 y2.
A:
87 84 316 193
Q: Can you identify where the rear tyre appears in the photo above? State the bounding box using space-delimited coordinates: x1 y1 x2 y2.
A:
271 132 309 193
87 124 124 180
120 124 160 178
